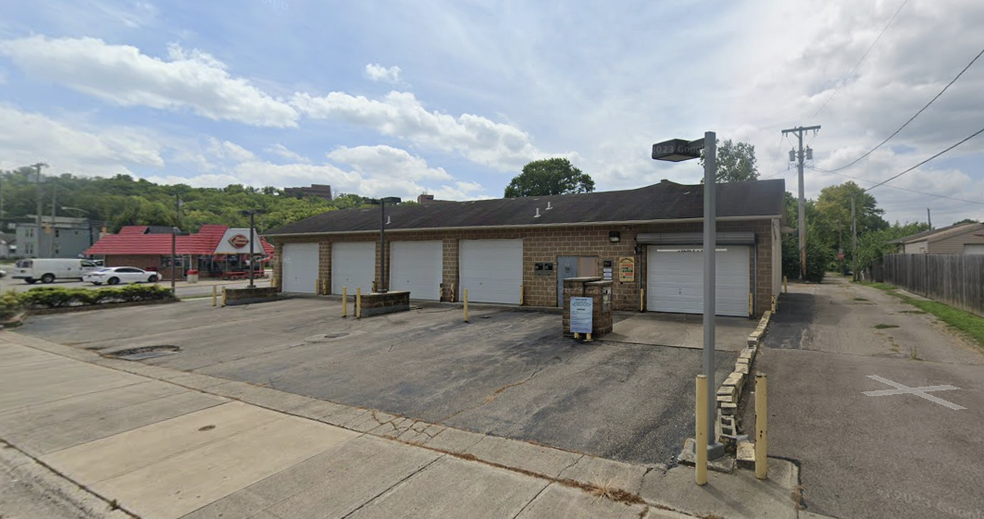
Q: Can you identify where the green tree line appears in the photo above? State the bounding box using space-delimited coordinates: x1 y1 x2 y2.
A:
0 167 370 233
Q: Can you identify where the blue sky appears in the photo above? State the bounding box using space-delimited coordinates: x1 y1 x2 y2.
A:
1 0 983 225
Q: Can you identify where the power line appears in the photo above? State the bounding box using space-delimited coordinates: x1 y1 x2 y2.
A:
867 125 984 193
824 43 984 172
813 166 984 206
808 0 908 121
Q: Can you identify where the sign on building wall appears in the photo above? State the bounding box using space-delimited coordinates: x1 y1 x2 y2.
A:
618 257 636 282
570 296 593 334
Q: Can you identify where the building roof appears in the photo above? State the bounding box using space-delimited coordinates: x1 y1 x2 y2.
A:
890 222 984 245
85 225 274 256
265 179 786 236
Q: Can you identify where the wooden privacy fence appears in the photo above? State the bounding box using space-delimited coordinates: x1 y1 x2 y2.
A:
881 254 984 316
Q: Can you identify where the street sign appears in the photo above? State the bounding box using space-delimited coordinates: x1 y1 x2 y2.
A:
651 138 705 162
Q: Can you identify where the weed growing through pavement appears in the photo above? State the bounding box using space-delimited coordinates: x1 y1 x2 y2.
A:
874 324 900 329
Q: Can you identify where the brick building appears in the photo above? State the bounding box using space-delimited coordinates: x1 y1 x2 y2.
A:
264 179 786 317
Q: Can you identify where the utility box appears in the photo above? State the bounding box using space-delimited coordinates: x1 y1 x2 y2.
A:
562 276 614 338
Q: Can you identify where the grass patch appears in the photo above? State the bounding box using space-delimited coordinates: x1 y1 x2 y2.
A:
874 324 899 330
895 296 984 348
853 297 870 302
900 310 927 315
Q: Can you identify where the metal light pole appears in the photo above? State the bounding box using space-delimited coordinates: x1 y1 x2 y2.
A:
652 131 723 459
32 163 47 257
369 197 401 293
249 211 256 288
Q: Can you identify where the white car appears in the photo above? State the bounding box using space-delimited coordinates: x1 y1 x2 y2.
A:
83 267 160 285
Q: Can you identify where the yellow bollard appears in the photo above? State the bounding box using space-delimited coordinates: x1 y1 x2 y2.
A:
221 287 227 307
323 280 328 295
783 275 788 294
520 285 524 306
755 373 768 480
342 287 348 318
574 333 580 339
211 285 217 307
771 295 777 313
463 288 469 322
586 332 592 342
640 289 645 312
315 278 321 295
356 287 362 319
451 283 456 303
695 374 708 486
749 293 753 316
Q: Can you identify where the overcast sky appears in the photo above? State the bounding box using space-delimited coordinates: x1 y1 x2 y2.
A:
1 0 982 226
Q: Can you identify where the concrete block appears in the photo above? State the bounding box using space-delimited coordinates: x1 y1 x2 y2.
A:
716 385 736 399
676 438 735 474
735 363 750 375
736 441 755 470
720 402 738 415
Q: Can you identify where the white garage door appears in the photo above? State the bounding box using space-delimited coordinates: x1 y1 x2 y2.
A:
390 241 442 300
964 244 984 255
282 243 320 294
460 239 522 304
332 242 376 294
647 246 750 317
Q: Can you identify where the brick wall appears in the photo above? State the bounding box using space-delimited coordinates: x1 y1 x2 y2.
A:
271 218 778 316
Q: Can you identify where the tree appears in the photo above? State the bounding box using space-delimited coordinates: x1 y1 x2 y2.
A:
953 218 979 225
504 158 594 198
699 139 759 183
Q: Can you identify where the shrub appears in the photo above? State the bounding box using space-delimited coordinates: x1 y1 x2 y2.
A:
0 289 23 319
20 285 176 310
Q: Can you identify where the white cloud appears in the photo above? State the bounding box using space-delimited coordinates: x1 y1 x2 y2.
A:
0 36 298 127
265 144 311 163
207 138 256 163
364 63 402 83
327 145 451 181
0 104 164 174
291 90 549 170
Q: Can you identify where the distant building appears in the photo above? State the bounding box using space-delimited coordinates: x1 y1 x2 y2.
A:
890 222 984 254
15 216 99 258
0 232 13 258
285 184 333 201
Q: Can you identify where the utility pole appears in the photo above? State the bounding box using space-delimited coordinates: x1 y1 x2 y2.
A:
852 196 858 282
781 125 820 280
49 183 57 257
927 208 932 230
32 163 48 257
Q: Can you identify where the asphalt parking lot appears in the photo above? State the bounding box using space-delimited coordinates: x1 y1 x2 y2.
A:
17 297 741 466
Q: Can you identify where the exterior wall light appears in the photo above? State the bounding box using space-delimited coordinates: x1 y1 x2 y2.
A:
609 231 620 243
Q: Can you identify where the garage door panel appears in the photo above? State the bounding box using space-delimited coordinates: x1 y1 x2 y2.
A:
390 241 442 300
332 242 376 295
282 243 319 294
647 246 749 317
460 239 522 304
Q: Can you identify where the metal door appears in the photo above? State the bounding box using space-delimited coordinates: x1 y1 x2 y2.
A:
557 256 579 307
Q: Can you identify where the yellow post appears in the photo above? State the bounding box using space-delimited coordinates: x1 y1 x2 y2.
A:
586 332 592 342
211 285 217 307
451 283 455 303
771 295 777 313
315 278 321 295
695 374 708 486
520 285 524 306
463 288 469 322
783 275 788 294
221 287 227 307
755 373 768 480
749 293 754 316
356 287 362 319
323 280 328 295
640 289 645 312
342 287 348 318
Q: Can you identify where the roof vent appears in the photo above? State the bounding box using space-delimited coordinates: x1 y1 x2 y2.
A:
534 208 541 218
546 202 553 210
386 216 392 225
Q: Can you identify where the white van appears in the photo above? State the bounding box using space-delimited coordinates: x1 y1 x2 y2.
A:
13 258 101 284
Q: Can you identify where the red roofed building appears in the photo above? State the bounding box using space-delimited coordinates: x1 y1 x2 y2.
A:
85 225 274 280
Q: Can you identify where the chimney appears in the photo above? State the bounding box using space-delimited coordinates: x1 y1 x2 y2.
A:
418 193 435 204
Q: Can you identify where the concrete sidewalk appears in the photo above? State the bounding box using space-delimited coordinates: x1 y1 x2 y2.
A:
0 331 805 519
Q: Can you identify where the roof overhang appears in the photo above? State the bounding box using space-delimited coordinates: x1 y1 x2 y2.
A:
263 214 781 239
